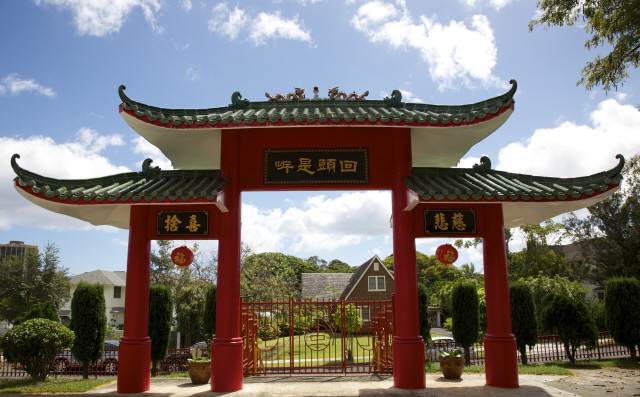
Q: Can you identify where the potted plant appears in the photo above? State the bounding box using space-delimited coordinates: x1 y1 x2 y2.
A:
438 348 464 379
187 357 211 384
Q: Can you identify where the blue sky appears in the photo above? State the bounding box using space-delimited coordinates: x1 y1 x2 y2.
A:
1 0 639 277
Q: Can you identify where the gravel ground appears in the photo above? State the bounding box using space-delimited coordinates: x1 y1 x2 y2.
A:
545 368 640 397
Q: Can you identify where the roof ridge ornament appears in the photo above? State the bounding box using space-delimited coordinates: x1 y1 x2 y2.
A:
118 85 133 107
265 87 306 101
472 156 492 173
139 158 161 179
229 91 250 109
383 90 403 107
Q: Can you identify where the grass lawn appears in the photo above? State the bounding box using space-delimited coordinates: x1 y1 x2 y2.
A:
425 358 640 376
0 377 115 394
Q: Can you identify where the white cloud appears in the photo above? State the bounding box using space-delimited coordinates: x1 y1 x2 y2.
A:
35 0 162 36
462 0 513 10
241 191 391 255
208 3 312 45
351 2 506 90
131 137 173 170
185 66 201 81
497 99 640 177
0 131 129 230
180 0 192 12
0 74 56 97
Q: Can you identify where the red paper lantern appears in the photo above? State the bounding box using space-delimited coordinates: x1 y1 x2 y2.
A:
171 246 194 267
436 244 458 265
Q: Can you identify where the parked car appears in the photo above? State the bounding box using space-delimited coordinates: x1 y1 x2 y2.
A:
160 342 208 372
426 336 474 361
52 340 120 373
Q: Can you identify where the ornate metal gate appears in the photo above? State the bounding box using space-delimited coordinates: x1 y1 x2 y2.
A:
242 297 394 376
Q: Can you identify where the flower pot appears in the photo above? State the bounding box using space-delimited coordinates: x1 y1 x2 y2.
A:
187 360 211 384
439 356 464 379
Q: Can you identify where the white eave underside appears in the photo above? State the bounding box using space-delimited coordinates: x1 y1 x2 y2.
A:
17 181 616 231
121 109 513 170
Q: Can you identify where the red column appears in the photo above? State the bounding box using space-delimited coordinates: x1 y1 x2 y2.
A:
482 204 518 388
391 132 426 389
211 130 244 392
117 205 151 393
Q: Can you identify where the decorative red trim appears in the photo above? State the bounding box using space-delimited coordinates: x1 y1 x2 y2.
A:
119 102 514 130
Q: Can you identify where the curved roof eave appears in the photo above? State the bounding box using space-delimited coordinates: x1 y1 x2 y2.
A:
405 155 625 228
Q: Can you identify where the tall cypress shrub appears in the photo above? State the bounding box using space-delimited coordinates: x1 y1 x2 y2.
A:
509 281 538 365
605 277 640 359
451 282 479 364
417 283 431 347
202 284 217 349
69 282 106 379
149 285 173 376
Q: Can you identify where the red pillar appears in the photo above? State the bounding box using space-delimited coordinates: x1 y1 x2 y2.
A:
117 205 151 393
391 131 426 389
482 204 518 388
211 130 244 392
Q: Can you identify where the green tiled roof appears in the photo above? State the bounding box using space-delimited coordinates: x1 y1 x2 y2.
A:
118 81 517 128
405 155 625 202
11 155 228 203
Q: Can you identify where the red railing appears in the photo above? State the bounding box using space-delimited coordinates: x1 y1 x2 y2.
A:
1 331 636 378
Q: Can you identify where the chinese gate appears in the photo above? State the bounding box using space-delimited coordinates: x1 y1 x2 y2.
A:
242 297 394 375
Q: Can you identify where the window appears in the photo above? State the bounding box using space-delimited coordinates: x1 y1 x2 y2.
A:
374 262 379 271
368 276 385 291
361 307 370 322
114 286 122 299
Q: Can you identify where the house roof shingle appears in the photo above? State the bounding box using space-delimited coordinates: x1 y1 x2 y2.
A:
70 269 127 286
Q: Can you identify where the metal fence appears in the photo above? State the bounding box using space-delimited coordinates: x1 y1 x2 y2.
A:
0 331 635 378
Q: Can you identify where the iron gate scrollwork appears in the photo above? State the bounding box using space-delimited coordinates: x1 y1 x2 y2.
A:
241 297 394 376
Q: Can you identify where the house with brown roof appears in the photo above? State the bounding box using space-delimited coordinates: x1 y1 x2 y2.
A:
302 255 443 328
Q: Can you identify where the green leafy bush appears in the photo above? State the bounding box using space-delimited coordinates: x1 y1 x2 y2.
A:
0 318 74 380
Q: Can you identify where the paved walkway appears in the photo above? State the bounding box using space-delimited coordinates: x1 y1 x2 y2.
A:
80 374 582 397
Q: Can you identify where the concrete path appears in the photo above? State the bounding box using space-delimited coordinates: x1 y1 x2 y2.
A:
81 374 583 397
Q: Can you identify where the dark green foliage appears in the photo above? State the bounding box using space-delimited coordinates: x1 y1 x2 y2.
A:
587 298 607 331
149 285 173 376
0 243 70 323
69 282 106 379
605 277 640 359
202 284 217 341
540 293 598 364
0 318 74 380
417 283 431 347
509 281 538 365
451 282 479 364
13 302 60 326
564 155 640 285
530 0 640 91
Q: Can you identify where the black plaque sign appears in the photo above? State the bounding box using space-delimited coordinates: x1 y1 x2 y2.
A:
156 210 209 236
423 209 476 235
264 148 369 185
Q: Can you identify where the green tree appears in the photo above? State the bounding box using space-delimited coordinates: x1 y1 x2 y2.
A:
202 284 217 345
417 283 432 347
175 276 206 347
325 259 354 273
564 155 640 285
149 285 173 376
13 301 60 326
0 318 74 380
508 221 568 280
69 282 107 379
451 282 479 364
540 293 598 364
509 281 538 365
383 252 464 288
241 252 300 300
150 240 178 287
520 275 588 321
530 0 640 91
331 303 364 362
0 243 70 323
604 277 640 359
